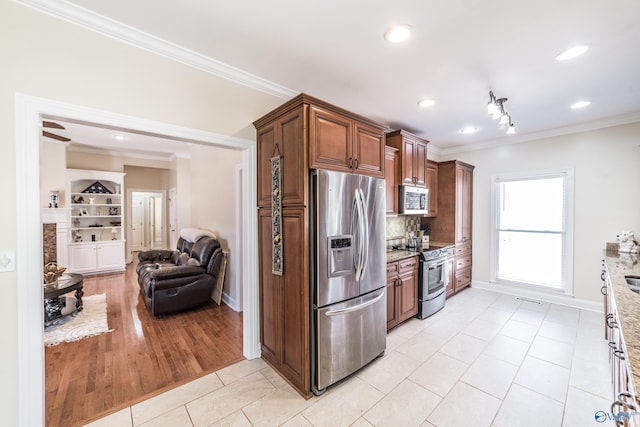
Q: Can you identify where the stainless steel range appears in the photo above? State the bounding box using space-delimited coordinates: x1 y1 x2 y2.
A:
417 245 454 319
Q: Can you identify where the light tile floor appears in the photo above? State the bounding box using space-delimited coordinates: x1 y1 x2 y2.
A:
84 288 617 427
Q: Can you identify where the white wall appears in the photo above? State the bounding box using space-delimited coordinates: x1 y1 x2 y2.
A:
443 122 640 303
189 144 243 310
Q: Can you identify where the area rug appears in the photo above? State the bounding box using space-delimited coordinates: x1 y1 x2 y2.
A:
44 293 114 346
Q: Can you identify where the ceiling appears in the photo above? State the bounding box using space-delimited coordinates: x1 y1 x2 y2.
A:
40 0 640 155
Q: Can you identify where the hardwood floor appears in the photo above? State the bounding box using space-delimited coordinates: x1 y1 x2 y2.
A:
45 260 243 427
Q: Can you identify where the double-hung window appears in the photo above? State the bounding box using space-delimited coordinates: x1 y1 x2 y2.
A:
491 169 574 294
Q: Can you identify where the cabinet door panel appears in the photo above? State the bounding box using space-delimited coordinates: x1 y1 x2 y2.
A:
414 141 427 187
97 241 124 270
279 107 307 205
257 123 276 207
400 140 415 185
354 122 384 178
386 275 398 330
398 271 418 322
384 147 399 215
280 207 310 391
68 245 96 272
426 160 438 217
258 209 281 363
309 106 352 173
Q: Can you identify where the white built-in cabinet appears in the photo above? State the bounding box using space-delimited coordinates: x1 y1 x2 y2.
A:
66 169 126 274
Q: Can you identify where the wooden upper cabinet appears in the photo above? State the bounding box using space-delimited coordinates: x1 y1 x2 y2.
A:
256 106 307 208
428 160 474 245
309 104 385 178
414 141 427 187
457 164 473 244
353 121 385 178
309 105 353 174
384 146 399 215
256 123 276 207
385 130 429 188
425 160 438 217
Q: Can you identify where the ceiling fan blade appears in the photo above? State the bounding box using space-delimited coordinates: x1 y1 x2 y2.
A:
43 130 71 142
42 121 65 130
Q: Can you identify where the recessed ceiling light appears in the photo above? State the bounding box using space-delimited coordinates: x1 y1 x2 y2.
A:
459 126 478 135
417 98 435 108
556 45 589 61
384 24 412 43
570 100 591 109
114 135 126 141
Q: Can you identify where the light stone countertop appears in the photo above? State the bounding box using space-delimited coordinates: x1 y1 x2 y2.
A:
603 250 640 401
386 250 419 263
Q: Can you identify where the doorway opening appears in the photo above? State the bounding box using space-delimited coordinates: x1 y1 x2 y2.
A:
131 191 166 251
16 94 259 427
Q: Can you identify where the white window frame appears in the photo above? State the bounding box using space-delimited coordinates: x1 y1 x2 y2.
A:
490 168 574 295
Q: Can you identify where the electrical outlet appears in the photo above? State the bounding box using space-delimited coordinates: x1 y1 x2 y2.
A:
0 251 16 272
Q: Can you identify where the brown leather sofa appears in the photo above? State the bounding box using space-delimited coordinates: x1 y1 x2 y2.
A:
136 235 223 316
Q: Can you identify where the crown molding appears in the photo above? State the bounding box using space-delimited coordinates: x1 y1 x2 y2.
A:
436 111 640 156
13 0 297 100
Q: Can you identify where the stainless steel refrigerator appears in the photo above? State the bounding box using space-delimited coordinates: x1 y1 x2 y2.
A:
310 169 387 393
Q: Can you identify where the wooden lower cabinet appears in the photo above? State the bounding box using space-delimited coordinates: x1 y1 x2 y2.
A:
258 208 310 396
386 256 419 330
445 257 455 297
453 242 472 294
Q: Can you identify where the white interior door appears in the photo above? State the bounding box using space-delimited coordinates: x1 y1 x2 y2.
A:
169 188 178 249
132 193 145 251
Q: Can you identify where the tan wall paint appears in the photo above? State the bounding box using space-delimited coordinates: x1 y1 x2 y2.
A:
39 141 67 208
189 145 242 306
66 150 173 171
1 2 276 424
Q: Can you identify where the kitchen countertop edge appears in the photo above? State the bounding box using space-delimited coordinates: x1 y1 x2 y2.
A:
604 250 640 401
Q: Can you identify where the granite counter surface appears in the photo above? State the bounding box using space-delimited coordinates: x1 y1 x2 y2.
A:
386 250 419 263
604 251 640 398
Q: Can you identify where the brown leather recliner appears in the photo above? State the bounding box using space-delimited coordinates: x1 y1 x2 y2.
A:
136 236 223 316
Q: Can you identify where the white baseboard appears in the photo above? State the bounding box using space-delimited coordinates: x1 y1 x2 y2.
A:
221 291 241 312
472 280 603 313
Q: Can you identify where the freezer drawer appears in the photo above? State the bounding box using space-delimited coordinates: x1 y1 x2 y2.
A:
314 288 386 390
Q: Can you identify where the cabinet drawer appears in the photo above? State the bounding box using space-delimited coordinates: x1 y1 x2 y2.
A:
455 242 472 256
455 254 472 270
455 266 471 288
398 256 418 274
386 261 399 277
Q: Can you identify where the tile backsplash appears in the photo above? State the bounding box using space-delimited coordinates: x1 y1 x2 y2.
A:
386 216 421 248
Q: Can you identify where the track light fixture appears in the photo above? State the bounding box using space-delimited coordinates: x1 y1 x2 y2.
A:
487 91 515 135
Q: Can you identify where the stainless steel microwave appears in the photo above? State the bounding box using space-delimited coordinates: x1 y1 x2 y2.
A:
399 185 429 215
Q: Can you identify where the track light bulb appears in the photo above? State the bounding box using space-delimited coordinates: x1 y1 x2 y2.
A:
499 114 510 125
506 123 515 135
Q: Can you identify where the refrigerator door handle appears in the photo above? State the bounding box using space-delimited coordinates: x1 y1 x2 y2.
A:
325 291 385 316
353 188 366 281
358 188 369 278
351 191 361 276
